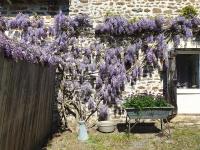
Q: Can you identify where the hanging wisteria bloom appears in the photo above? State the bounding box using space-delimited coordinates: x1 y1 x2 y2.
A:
99 104 108 120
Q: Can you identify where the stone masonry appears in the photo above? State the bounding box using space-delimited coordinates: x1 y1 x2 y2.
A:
69 0 200 25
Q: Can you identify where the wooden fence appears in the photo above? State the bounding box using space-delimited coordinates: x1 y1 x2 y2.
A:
0 53 55 150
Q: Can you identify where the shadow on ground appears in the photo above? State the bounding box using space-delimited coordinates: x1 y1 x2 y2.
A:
117 122 161 133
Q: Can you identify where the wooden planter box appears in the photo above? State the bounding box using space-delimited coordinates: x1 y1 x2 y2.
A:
125 106 174 119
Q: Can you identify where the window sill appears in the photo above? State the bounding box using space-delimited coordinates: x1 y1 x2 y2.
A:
177 89 200 94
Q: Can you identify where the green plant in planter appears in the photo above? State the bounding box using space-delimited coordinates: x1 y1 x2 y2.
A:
123 95 169 110
180 5 198 18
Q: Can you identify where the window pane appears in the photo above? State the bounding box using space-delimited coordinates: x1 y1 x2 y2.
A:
176 54 199 89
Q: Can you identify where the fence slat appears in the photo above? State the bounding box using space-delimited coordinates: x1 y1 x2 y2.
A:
0 53 55 150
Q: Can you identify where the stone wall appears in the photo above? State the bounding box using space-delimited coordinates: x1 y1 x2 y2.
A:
69 0 200 25
1 0 199 25
69 0 168 97
68 0 200 97
68 0 188 122
1 0 197 125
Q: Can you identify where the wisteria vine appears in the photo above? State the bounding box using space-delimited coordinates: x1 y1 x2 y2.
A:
0 11 200 128
94 15 200 120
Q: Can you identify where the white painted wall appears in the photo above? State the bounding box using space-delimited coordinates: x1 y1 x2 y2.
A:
177 89 200 114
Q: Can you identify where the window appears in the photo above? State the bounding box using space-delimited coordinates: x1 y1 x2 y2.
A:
176 54 200 89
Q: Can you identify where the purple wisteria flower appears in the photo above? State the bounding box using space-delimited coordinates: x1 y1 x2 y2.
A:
173 34 181 47
99 104 108 120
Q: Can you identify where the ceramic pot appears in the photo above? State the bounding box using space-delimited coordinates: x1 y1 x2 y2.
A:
97 121 115 133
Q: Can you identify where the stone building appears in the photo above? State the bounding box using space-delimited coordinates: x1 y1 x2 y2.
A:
0 2 200 150
1 0 200 116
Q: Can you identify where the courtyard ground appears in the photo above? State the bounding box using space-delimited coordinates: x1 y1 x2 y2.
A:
43 115 200 150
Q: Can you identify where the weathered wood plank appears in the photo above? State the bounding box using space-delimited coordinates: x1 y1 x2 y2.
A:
0 53 55 150
167 51 177 114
